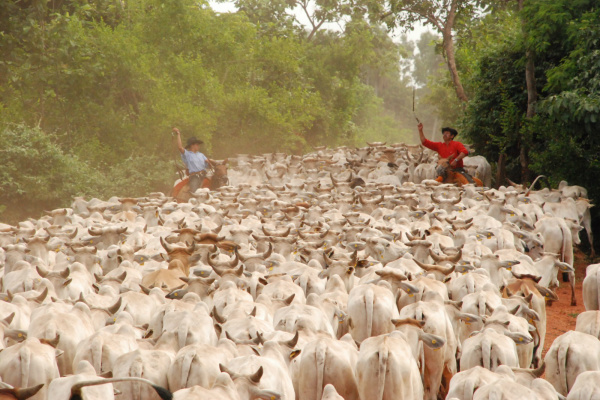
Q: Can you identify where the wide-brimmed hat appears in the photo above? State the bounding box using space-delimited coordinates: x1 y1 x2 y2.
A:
186 137 204 148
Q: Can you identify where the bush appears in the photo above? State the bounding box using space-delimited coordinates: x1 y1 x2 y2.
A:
0 124 174 222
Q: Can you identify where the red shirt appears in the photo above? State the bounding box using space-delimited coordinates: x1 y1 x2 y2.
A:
422 139 469 168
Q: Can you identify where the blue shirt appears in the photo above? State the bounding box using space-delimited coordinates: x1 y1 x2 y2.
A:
181 150 209 173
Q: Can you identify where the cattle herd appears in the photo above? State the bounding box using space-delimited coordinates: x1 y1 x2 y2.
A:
1 142 599 400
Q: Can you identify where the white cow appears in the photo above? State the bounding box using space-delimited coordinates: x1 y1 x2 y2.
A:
356 331 441 400
583 264 600 310
545 330 600 396
566 371 600 400
296 337 359 400
347 283 398 343
0 337 62 400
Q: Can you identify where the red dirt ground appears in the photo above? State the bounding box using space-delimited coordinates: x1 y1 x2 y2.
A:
542 248 592 357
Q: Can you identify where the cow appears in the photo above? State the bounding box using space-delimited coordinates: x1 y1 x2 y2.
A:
296 337 359 400
583 263 600 311
544 330 600 396
356 330 444 400
347 283 398 343
0 338 62 400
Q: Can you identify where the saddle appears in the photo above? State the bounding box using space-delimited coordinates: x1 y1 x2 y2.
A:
435 158 483 187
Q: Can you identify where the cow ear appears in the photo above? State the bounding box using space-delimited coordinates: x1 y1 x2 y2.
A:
504 331 532 345
420 332 445 349
289 349 301 360
347 317 354 330
214 323 222 338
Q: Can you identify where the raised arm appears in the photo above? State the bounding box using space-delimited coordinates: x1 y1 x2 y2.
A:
173 128 185 154
418 123 427 145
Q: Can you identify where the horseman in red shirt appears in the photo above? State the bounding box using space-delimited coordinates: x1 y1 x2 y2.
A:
418 123 477 184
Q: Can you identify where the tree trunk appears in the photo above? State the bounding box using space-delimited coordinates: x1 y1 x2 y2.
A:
442 31 469 103
496 153 507 189
519 0 537 183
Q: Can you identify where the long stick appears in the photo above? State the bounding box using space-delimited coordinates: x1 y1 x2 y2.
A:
412 87 421 124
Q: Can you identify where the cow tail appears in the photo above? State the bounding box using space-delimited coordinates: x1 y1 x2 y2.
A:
595 267 600 310
91 336 103 374
316 340 327 400
300 275 308 297
557 341 570 395
464 375 477 400
130 358 143 400
467 275 475 295
482 335 492 371
377 344 389 400
478 293 487 317
559 223 569 264
595 299 600 335
366 288 374 338
416 306 423 323
178 321 189 350
180 352 195 390
20 346 31 387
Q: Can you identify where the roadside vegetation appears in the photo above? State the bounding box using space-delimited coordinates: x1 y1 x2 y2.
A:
1 0 598 222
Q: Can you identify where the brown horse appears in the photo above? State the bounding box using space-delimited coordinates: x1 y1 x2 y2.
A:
171 159 229 202
435 158 483 186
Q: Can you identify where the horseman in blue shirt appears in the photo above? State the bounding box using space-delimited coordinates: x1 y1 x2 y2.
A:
173 128 214 194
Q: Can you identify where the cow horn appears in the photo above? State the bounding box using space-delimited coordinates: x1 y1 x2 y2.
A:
219 363 235 377
60 267 70 279
41 334 60 348
184 241 195 255
391 318 426 328
249 366 264 383
511 271 542 283
228 253 239 269
107 297 122 315
506 177 520 187
414 259 455 275
283 293 295 305
12 383 45 400
212 306 227 324
117 227 128 235
36 266 49 278
115 271 127 283
349 250 358 267
160 236 174 253
261 242 273 259
525 175 548 196
140 285 151 295
283 331 299 348
88 227 103 236
225 332 238 343
33 287 48 303
2 312 15 326
68 228 78 239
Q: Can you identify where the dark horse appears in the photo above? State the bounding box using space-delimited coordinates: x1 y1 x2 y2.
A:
171 159 229 202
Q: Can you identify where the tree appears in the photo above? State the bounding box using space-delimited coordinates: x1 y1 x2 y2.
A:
369 0 487 102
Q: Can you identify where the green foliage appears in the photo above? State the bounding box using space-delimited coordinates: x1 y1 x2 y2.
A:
0 0 413 220
457 0 600 202
0 124 100 218
530 6 600 196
